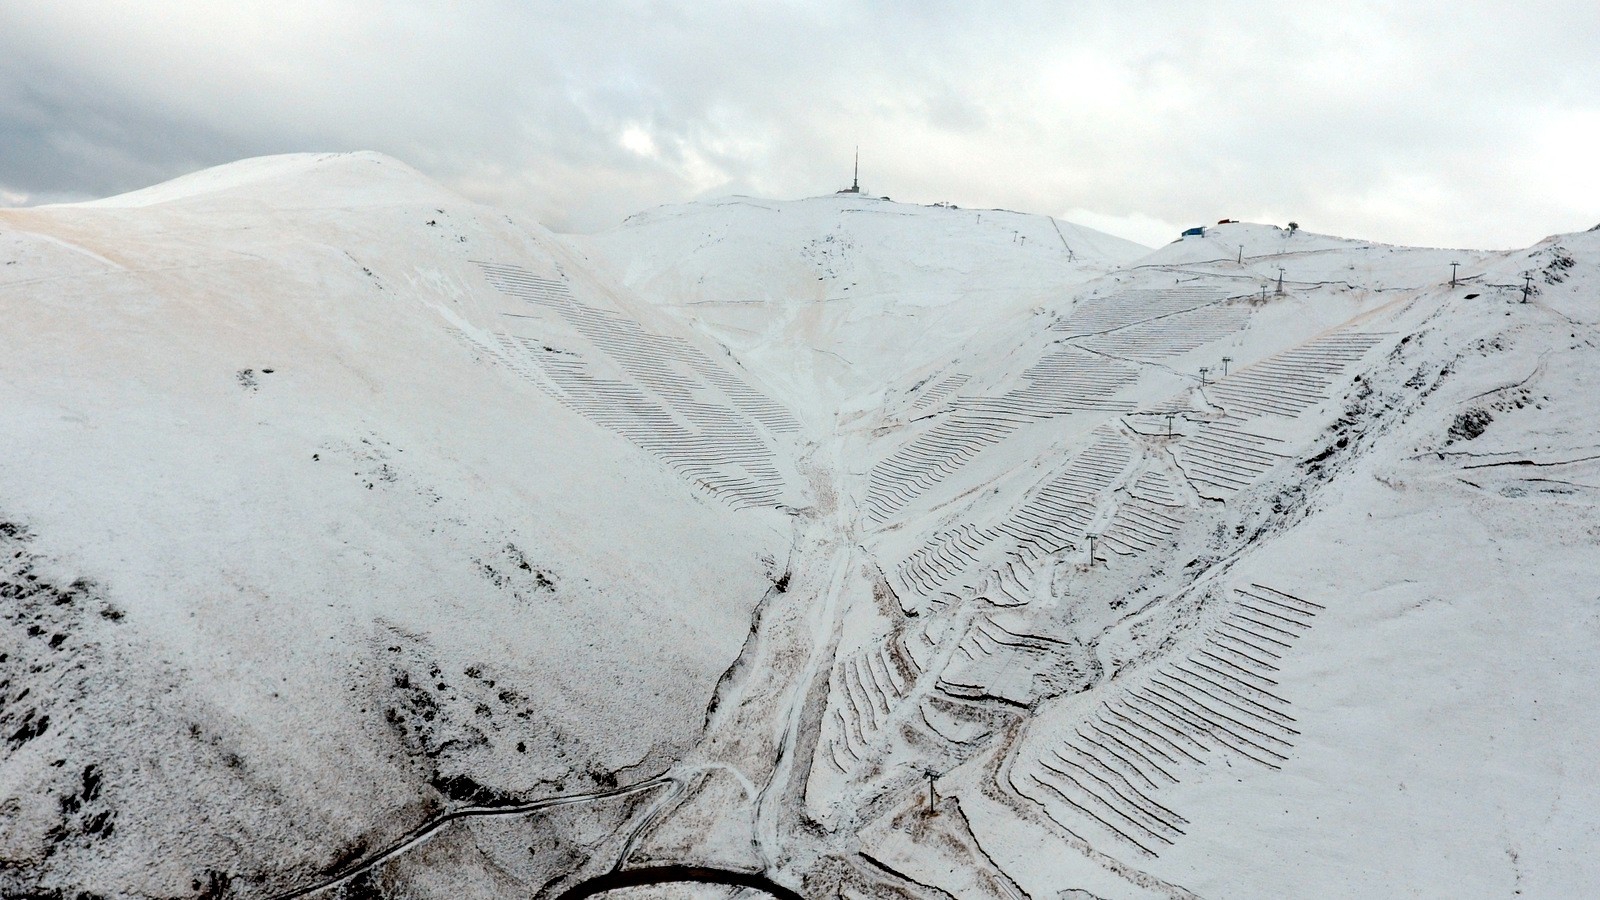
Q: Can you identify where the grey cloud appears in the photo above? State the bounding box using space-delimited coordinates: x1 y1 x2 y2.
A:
0 1 1595 247
0 67 264 203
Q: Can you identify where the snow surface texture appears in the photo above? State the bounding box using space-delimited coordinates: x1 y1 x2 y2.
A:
2 153 1597 899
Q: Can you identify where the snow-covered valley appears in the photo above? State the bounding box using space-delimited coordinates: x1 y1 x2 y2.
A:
3 152 1598 899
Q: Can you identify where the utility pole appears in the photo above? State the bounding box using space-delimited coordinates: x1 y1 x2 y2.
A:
1276 267 1286 295
1450 261 1460 287
1237 246 1243 264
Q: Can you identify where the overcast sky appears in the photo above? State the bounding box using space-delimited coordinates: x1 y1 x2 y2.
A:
2 1 1596 248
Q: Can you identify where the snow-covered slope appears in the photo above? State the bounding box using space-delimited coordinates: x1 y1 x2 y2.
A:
571 195 1148 423
4 155 1599 899
789 225 1600 899
0 153 799 897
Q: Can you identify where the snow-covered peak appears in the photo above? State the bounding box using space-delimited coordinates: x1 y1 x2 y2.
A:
571 193 1149 421
70 150 457 211
4 153 1600 900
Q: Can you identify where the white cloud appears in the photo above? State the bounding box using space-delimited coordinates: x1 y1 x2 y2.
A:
1524 108 1600 234
1058 208 1180 249
1 1 1596 247
619 125 658 159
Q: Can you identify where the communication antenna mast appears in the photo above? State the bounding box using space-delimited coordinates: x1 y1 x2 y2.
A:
838 146 862 194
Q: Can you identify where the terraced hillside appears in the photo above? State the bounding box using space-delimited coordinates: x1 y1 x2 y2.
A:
3 155 1598 899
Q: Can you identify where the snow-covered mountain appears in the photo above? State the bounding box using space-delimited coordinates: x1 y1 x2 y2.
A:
571 195 1147 423
0 153 795 898
3 153 1597 899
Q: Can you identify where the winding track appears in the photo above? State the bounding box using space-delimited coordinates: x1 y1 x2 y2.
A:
273 441 863 897
268 777 672 899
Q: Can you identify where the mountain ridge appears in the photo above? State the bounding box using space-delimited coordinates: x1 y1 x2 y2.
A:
2 154 1597 899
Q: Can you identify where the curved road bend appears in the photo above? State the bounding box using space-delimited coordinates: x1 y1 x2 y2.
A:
269 777 673 900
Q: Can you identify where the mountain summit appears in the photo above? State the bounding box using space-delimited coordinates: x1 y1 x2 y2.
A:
3 154 1597 899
